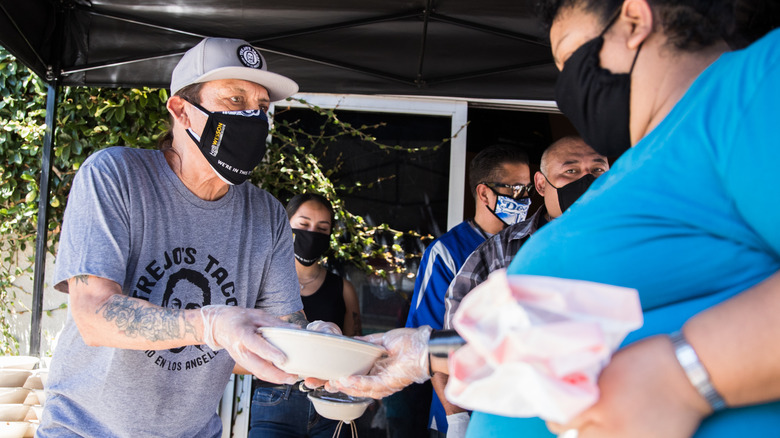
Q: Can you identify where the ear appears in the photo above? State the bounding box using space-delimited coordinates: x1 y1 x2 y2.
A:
475 183 492 206
166 96 191 129
534 171 547 197
621 0 654 50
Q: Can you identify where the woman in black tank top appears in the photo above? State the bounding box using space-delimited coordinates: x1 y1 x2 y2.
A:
249 193 362 438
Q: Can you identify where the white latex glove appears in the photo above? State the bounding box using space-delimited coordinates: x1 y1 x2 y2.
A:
446 412 470 438
306 320 342 335
200 304 299 384
320 326 433 399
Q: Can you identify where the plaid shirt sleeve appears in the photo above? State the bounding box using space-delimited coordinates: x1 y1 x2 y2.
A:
443 210 543 329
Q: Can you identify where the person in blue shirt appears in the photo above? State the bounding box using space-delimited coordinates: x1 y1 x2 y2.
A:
405 143 531 437
312 1 780 438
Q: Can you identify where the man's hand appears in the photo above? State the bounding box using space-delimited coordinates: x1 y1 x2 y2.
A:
546 335 709 438
306 326 433 399
200 305 299 384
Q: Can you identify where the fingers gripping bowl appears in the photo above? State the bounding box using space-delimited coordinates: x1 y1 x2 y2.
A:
256 327 386 380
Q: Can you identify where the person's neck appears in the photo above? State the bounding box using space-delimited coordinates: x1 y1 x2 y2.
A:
165 139 230 201
296 262 322 281
473 206 504 235
631 40 729 145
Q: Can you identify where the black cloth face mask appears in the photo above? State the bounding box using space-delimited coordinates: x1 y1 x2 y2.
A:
554 15 642 157
544 173 597 213
185 100 269 185
292 229 330 266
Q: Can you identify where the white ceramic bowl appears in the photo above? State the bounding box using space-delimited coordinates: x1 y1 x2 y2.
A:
0 358 38 371
21 375 41 391
0 405 29 422
29 406 42 421
0 389 28 405
31 391 45 407
308 390 372 421
257 327 385 380
23 421 36 438
0 421 28 438
0 371 32 388
35 371 47 389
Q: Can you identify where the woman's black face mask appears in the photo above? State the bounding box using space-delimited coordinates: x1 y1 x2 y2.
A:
554 14 642 158
292 229 330 266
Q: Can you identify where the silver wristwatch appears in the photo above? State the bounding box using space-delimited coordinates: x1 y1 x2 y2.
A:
669 331 727 411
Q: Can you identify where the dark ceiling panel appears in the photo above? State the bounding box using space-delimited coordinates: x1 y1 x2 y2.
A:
2 0 776 99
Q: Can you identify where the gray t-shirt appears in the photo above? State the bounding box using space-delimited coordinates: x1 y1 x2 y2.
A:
40 147 302 438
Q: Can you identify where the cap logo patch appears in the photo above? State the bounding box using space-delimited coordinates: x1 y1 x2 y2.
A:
237 45 262 69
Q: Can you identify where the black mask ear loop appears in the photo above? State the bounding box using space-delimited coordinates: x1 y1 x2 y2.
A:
182 99 211 144
599 8 622 38
600 8 644 73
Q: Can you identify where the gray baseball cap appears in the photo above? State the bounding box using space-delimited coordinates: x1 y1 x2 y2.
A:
170 37 299 101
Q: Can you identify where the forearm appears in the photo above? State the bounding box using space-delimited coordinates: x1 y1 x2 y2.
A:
683 270 780 407
73 289 203 350
432 372 467 415
342 311 362 337
279 309 308 328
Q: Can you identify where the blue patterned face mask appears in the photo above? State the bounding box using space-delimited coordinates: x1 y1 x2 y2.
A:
489 194 531 226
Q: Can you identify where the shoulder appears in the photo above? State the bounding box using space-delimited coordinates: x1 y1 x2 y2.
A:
76 147 161 185
704 29 780 96
238 185 287 216
82 146 156 168
438 221 482 245
741 28 780 64
341 276 356 295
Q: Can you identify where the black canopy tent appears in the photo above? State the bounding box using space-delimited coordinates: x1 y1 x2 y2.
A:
0 0 559 356
0 0 557 97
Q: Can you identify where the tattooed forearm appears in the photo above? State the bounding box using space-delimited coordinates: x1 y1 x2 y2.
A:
97 295 200 343
280 310 309 328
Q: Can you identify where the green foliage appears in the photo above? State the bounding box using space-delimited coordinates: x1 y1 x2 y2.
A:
0 47 171 353
255 100 437 280
0 47 439 354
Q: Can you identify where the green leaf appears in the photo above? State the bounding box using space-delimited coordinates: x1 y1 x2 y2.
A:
24 189 37 203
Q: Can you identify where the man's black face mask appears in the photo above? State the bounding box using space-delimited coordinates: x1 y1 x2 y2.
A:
185 100 269 185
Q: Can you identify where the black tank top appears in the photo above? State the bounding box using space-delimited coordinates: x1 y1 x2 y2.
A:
301 271 346 330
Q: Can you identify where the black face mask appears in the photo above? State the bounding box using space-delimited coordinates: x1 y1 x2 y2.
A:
554 15 642 157
185 101 269 185
292 229 330 266
544 173 596 214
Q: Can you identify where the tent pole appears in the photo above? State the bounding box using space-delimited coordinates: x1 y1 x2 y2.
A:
30 80 59 357
30 0 65 357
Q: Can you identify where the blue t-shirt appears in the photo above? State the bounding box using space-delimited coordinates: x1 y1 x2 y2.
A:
406 220 486 432
468 29 780 438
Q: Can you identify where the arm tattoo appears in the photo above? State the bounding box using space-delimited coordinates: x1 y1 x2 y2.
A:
281 310 309 329
73 275 90 286
97 295 200 343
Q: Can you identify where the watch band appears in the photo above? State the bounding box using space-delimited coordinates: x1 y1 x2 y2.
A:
427 329 466 376
669 331 727 412
428 329 466 359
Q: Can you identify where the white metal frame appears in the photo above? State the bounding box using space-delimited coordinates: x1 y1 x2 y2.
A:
273 93 470 231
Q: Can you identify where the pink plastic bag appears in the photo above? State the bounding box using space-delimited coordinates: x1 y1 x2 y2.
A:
446 270 643 423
